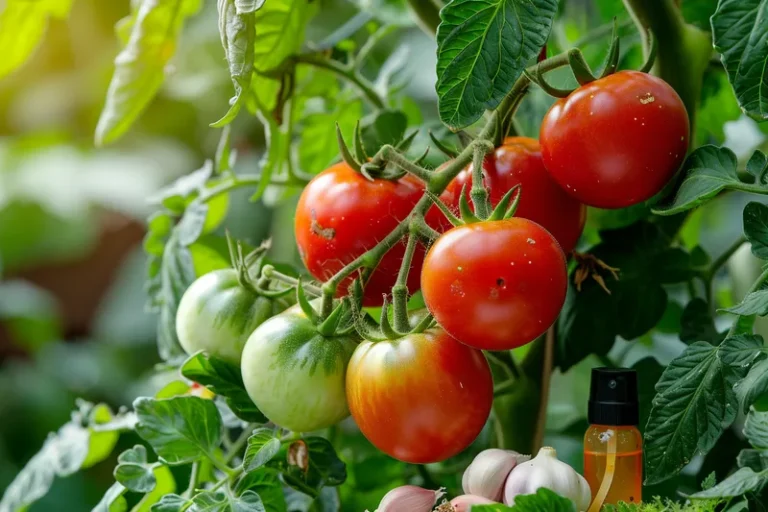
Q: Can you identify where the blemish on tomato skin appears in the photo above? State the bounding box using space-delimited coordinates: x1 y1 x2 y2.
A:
639 92 655 104
310 209 335 240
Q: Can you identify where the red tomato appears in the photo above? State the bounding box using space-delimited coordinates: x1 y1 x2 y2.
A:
346 328 493 463
421 218 567 350
295 162 424 306
441 137 586 253
539 71 689 209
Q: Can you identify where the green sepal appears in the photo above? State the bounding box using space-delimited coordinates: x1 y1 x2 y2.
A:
396 130 419 152
297 278 321 325
638 30 658 73
349 280 388 342
488 184 522 221
352 121 368 163
428 130 458 158
317 299 347 337
425 191 462 227
599 18 621 78
567 48 597 86
252 285 294 299
379 298 400 339
336 122 362 172
458 184 481 224
493 108 505 147
413 146 430 166
411 312 435 334
524 68 573 98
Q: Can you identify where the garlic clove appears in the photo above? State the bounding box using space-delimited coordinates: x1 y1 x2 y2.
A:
376 485 444 512
503 446 592 511
462 448 529 501
449 494 496 512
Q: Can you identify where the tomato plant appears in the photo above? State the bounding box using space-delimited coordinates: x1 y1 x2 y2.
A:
5 0 768 511
442 137 586 253
346 327 493 464
540 71 689 209
422 218 568 351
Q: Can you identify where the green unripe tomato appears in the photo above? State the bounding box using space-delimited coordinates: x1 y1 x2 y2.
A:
176 269 278 364
241 308 358 432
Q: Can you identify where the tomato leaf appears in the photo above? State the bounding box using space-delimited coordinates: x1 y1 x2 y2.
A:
133 396 222 465
712 0 768 121
692 467 768 499
189 490 265 512
150 494 191 512
0 402 124 512
299 97 362 175
736 358 768 413
181 352 269 423
435 0 557 130
113 445 157 493
133 465 177 511
744 201 768 260
0 0 74 79
92 482 129 512
681 298 725 344
243 429 281 472
643 335 764 485
212 0 256 127
471 488 575 511
252 0 317 73
268 437 346 497
361 109 408 156
652 146 750 215
724 289 768 317
95 0 202 146
235 469 286 512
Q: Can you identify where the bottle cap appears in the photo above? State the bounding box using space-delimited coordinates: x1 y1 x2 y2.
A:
588 367 639 426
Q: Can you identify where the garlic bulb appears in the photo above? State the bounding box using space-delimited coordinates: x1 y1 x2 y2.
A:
503 446 591 511
450 495 496 512
376 485 444 512
462 449 530 501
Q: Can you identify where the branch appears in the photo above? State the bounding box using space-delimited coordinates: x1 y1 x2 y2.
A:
293 54 386 109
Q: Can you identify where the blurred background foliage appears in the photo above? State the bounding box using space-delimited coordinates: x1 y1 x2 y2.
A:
1 0 768 510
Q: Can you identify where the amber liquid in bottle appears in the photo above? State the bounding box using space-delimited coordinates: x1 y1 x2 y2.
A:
583 425 643 507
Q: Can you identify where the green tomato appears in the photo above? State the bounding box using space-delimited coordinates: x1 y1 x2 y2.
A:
240 308 358 432
176 269 278 364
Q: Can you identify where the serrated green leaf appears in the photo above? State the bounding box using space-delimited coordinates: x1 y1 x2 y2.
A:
712 0 768 121
745 408 768 449
435 0 557 129
738 448 768 471
151 494 192 512
134 396 222 465
252 0 317 73
472 488 575 511
360 109 407 156
737 358 768 413
269 437 346 497
744 201 768 260
747 151 768 181
724 289 768 316
92 482 129 512
212 0 255 126
114 445 157 493
243 429 281 471
181 352 268 423
692 467 768 498
235 469 286 512
189 490 265 512
177 203 209 247
681 298 724 344
95 0 202 146
0 0 74 80
644 336 763 485
133 465 177 512
653 146 749 215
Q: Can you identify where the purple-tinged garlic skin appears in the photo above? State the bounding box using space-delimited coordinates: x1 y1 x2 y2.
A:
450 494 496 512
376 485 444 512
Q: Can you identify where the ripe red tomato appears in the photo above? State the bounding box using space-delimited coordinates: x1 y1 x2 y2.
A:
346 328 493 463
295 162 424 306
539 70 689 209
421 218 567 350
441 137 586 253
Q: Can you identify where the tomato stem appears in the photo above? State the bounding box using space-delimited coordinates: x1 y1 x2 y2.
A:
376 145 434 183
184 462 201 498
705 235 746 291
392 235 419 333
470 142 494 219
260 265 323 296
293 53 386 110
532 326 556 453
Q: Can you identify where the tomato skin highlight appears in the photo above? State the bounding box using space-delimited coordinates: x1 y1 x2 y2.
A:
421 218 567 351
442 137 586 253
176 269 278 364
241 308 358 432
539 70 689 209
295 162 425 306
346 329 493 464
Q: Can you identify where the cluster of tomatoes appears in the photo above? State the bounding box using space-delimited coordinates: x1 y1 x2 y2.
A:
178 70 689 465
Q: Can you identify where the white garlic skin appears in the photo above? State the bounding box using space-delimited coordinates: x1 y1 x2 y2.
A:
462 449 530 501
376 485 443 512
450 494 496 512
503 446 591 511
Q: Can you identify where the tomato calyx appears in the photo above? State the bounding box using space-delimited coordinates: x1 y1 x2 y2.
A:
295 277 356 337
225 234 294 300
572 252 621 295
428 183 522 227
335 122 422 182
348 280 435 342
525 21 657 99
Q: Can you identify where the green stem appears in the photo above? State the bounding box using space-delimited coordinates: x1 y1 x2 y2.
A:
470 142 493 219
261 265 323 296
378 145 433 182
225 426 255 465
532 326 555 453
416 464 440 489
354 25 398 70
392 235 418 333
622 0 711 132
706 235 746 286
728 267 768 337
294 54 386 110
185 462 201 498
406 0 441 36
